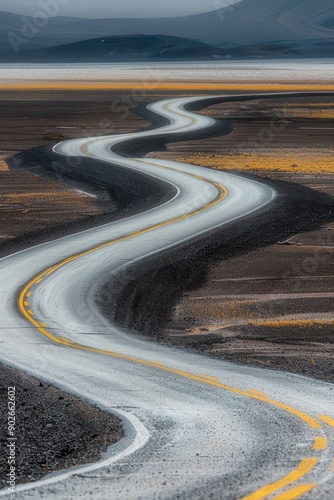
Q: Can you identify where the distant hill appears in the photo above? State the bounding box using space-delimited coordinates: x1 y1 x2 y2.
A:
0 0 333 61
1 35 333 63
0 35 226 62
47 35 212 62
213 0 334 45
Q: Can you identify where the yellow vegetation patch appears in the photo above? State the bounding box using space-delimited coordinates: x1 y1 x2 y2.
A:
7 192 85 201
299 103 334 107
0 160 9 171
1 83 334 92
186 300 261 322
214 154 334 173
254 102 334 120
297 110 334 119
249 320 334 328
5 191 97 207
277 108 334 120
167 153 334 173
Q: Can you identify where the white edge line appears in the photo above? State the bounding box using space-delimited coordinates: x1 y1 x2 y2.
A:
0 356 150 497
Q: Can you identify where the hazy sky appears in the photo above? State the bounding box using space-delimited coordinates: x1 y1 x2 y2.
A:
2 0 239 18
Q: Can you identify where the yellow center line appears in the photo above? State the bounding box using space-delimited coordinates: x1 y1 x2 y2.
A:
198 374 221 383
162 102 197 127
318 415 334 428
20 268 321 431
2 83 334 92
80 102 196 157
18 158 229 349
248 389 271 398
312 437 327 451
81 144 93 157
23 151 227 285
20 287 322 433
241 458 317 500
19 127 324 500
26 182 226 282
271 483 317 500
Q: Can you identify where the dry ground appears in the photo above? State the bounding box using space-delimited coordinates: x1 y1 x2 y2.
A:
0 90 156 251
0 90 333 381
147 96 334 174
0 171 105 243
0 88 206 251
145 96 334 381
0 364 122 489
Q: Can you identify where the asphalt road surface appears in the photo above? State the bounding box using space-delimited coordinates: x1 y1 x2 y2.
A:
0 95 333 500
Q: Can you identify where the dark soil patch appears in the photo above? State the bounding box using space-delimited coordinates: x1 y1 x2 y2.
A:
0 363 122 490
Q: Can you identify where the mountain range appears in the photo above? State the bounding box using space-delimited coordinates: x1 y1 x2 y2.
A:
0 0 333 61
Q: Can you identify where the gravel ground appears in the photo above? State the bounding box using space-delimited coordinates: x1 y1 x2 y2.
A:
0 363 122 490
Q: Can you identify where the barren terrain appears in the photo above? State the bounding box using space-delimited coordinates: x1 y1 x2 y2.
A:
0 90 333 383
0 89 333 489
144 96 334 381
0 90 156 255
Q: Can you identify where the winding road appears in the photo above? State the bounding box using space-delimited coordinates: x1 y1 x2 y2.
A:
0 94 333 499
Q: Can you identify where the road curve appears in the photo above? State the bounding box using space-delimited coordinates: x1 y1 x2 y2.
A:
0 94 333 500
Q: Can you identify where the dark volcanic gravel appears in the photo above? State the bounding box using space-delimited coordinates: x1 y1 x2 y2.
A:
0 363 122 490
